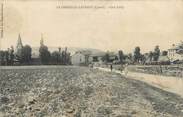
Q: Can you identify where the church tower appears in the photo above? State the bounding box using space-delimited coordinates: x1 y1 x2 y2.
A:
16 34 23 57
40 33 44 46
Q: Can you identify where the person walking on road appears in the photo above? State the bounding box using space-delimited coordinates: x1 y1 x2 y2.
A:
124 63 128 76
110 64 113 72
120 64 124 73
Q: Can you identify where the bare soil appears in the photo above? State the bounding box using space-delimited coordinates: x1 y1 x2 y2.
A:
0 66 183 117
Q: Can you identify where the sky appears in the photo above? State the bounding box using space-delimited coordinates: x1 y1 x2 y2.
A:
0 0 183 53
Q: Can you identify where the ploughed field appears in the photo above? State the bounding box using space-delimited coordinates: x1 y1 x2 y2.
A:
1 66 183 117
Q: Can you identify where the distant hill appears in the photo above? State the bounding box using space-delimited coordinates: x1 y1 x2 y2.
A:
31 46 104 58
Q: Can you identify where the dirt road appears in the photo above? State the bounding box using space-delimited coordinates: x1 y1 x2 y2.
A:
0 66 183 117
127 72 183 98
96 67 183 98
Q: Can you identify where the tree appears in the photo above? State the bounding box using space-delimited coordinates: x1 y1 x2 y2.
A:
64 52 71 65
61 50 65 64
9 46 14 65
50 47 71 65
127 53 132 60
162 50 168 56
148 51 153 62
0 51 5 65
102 52 110 63
61 47 68 64
21 45 32 64
39 45 51 64
133 46 141 63
51 51 61 64
66 52 71 65
118 50 125 64
140 54 146 64
153 45 160 61
4 51 9 65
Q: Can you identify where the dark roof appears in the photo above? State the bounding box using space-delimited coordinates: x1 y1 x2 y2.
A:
75 50 92 56
90 52 106 57
168 45 180 50
176 49 183 54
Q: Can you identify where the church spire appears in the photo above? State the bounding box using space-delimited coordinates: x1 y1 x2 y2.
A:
40 33 44 46
16 33 23 57
16 33 23 49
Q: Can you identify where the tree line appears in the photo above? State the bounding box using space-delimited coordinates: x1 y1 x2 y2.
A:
102 45 168 65
0 42 169 66
39 44 71 65
0 44 71 65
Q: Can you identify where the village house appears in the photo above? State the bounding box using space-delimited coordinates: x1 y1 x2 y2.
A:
71 51 117 66
168 41 183 62
88 52 106 64
110 53 119 63
71 50 92 65
88 52 119 65
158 56 170 65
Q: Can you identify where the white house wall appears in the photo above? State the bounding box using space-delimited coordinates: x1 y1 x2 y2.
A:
168 50 183 61
71 53 86 65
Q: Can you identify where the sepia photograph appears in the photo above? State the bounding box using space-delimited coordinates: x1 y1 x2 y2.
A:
0 0 183 117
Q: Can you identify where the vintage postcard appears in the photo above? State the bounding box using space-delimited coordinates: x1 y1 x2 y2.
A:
0 0 183 117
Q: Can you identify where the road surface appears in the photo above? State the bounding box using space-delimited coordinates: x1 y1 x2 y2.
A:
96 67 183 98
